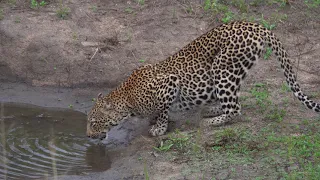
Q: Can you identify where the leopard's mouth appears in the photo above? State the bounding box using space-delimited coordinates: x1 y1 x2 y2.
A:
87 132 108 140
99 132 108 140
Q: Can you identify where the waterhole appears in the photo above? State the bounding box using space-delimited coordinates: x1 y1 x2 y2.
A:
0 102 112 180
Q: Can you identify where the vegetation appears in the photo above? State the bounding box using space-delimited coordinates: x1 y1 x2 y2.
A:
139 59 146 63
56 0 70 19
30 0 47 9
7 0 16 6
304 0 320 8
89 5 97 12
202 0 289 26
136 0 145 6
264 47 273 60
125 7 134 14
14 16 20 23
153 115 320 179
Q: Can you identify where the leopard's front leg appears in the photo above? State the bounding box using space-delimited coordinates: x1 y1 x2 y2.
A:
149 74 180 136
149 109 169 136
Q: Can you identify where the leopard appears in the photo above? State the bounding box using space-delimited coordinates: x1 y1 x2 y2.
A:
86 21 320 140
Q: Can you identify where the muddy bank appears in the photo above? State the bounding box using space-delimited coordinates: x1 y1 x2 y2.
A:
0 82 101 112
0 0 208 88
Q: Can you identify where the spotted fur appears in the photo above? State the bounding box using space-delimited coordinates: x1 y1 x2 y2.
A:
87 21 319 139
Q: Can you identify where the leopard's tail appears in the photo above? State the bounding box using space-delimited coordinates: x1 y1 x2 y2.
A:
264 31 320 113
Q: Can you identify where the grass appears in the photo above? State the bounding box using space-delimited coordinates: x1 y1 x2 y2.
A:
249 83 272 112
143 160 149 180
266 122 320 179
304 0 320 8
203 0 234 23
185 6 193 14
125 7 134 14
172 7 178 23
154 116 320 179
136 0 145 6
264 47 273 60
266 106 286 122
56 6 70 19
154 140 174 152
154 130 191 153
31 0 47 9
261 16 277 30
230 0 248 13
202 0 290 27
7 0 17 6
244 82 288 123
56 0 70 19
72 32 78 40
14 16 20 23
139 59 146 63
210 127 259 155
281 82 291 93
89 5 97 12
221 11 233 24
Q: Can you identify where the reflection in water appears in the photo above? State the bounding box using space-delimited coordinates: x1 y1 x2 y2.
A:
85 144 111 171
0 102 111 180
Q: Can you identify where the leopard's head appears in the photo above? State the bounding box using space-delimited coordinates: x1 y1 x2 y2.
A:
86 93 131 140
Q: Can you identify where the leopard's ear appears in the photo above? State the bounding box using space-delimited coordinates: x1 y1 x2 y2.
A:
97 93 103 100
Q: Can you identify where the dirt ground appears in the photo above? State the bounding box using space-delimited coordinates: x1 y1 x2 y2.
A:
1 0 320 180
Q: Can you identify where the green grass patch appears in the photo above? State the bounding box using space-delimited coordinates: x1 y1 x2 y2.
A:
154 116 320 179
281 82 291 93
56 0 70 19
210 127 261 155
250 83 272 112
31 0 47 9
264 47 273 60
136 0 145 6
245 82 287 122
125 7 134 14
202 0 289 28
304 0 320 8
154 130 192 153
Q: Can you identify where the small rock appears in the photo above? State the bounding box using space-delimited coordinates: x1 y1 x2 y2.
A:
81 41 101 47
36 114 44 118
151 151 159 157
288 164 299 171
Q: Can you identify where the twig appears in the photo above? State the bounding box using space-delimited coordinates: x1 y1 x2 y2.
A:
291 49 317 57
89 48 99 61
140 135 153 143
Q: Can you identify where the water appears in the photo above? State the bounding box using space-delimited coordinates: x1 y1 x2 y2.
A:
0 102 111 180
